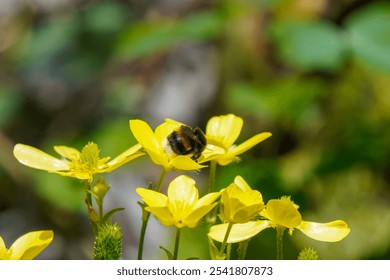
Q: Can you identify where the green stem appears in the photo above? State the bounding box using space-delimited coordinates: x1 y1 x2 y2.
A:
276 227 285 260
173 227 182 260
206 161 218 225
84 180 99 242
219 222 233 257
155 168 167 192
137 211 150 260
207 160 217 194
238 240 249 260
137 168 167 260
98 202 103 222
226 243 232 260
85 181 93 207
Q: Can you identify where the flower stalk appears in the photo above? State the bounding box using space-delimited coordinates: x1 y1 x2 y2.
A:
219 222 233 258
276 227 285 260
137 169 166 260
173 227 182 260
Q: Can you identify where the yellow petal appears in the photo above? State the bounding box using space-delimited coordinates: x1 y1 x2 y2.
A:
194 192 221 209
215 154 238 166
296 220 351 242
0 236 5 249
206 114 243 148
145 206 175 227
185 203 218 228
164 118 184 127
51 170 91 181
136 188 168 207
9 230 54 260
53 146 81 160
167 175 198 205
155 121 181 143
130 120 160 154
226 132 272 158
208 221 270 243
233 204 264 223
13 144 69 171
104 144 145 172
221 185 264 223
169 156 206 170
234 175 252 192
266 199 302 228
129 120 167 166
197 144 225 164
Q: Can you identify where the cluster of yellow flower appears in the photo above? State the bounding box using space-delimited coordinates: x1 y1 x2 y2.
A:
9 114 350 260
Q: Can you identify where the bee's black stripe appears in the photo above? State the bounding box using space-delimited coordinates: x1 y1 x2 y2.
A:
167 130 191 155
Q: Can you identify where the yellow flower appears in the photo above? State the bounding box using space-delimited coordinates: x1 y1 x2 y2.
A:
13 142 144 182
209 197 350 243
136 175 220 228
220 176 264 223
204 114 272 165
129 119 206 171
0 230 54 260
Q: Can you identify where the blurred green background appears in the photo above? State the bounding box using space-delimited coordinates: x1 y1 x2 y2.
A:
0 0 389 260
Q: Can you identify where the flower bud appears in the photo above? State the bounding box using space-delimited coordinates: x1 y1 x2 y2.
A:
92 177 110 202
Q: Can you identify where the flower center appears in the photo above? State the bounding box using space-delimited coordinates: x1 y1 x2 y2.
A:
80 142 101 169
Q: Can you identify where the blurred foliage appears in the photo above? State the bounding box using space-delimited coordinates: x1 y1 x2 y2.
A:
1 0 390 259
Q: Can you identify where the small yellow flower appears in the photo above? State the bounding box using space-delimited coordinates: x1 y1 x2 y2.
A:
13 142 144 182
0 230 54 260
204 114 272 166
136 175 220 228
129 119 206 171
209 196 350 243
220 176 264 223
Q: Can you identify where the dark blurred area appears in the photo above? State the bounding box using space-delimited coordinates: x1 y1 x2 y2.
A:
0 0 389 259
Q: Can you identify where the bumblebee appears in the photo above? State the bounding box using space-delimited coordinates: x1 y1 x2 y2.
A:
166 125 207 161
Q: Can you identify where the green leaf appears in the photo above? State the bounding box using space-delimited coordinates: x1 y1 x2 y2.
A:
270 20 347 71
345 3 390 72
226 77 324 124
21 17 77 68
0 86 21 129
208 238 226 260
102 207 125 224
159 246 174 260
34 173 84 213
83 2 128 34
115 11 224 60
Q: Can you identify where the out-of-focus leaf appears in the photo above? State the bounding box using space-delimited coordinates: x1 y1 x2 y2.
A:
34 172 84 213
270 20 347 71
21 17 77 68
0 87 21 129
83 2 128 33
226 78 324 125
115 11 224 60
345 3 390 73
